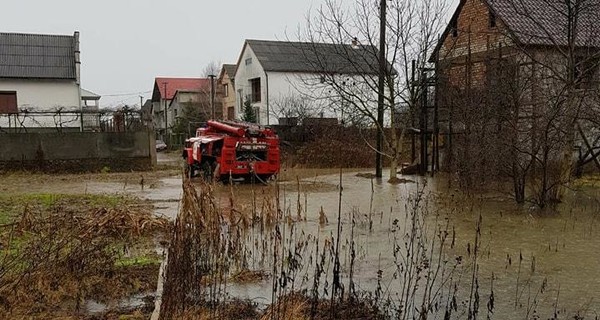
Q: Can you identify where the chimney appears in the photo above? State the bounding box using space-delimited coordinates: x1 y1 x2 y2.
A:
351 37 359 49
74 31 81 85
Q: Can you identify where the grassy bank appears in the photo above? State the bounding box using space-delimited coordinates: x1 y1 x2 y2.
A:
0 193 170 319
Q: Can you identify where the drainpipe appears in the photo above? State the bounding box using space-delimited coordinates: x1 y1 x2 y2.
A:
74 31 82 132
265 72 269 125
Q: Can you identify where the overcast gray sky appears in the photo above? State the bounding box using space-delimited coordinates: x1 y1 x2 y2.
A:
4 0 457 108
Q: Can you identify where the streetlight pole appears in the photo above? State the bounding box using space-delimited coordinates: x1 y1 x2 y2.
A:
163 82 168 144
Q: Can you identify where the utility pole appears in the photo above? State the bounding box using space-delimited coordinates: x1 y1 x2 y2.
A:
163 82 168 144
376 0 387 178
208 74 216 119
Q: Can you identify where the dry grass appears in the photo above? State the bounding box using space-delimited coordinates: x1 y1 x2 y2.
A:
0 194 170 319
260 292 383 320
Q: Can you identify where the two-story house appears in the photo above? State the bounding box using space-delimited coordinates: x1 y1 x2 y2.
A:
431 0 600 197
218 64 237 120
0 31 82 131
233 39 383 125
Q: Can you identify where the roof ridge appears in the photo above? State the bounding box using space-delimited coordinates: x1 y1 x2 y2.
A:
0 32 74 38
246 39 364 47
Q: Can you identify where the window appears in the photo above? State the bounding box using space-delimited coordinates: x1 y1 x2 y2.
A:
250 78 261 102
450 19 458 37
245 57 252 65
0 91 17 114
574 57 599 89
489 11 497 28
224 84 229 97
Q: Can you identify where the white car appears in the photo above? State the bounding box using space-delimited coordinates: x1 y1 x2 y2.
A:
155 140 167 152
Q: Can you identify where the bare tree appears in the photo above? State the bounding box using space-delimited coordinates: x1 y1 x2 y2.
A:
202 60 221 78
297 0 448 180
438 0 600 206
269 93 318 125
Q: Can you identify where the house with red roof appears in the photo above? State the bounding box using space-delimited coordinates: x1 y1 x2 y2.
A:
151 77 214 140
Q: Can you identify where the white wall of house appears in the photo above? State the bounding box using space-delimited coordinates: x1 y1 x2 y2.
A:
265 72 340 124
170 91 205 123
235 44 380 126
0 79 80 111
234 48 333 125
0 79 81 130
234 46 268 124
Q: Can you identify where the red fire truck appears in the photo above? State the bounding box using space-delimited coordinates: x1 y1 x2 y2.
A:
182 120 280 182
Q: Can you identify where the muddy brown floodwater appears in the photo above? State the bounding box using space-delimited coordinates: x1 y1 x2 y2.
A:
15 168 598 318
200 171 600 318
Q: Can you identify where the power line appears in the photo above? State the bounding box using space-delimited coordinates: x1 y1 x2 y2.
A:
101 90 151 97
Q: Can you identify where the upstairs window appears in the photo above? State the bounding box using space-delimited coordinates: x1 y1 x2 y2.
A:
224 84 229 97
450 18 458 37
574 57 599 89
250 78 261 102
489 11 497 28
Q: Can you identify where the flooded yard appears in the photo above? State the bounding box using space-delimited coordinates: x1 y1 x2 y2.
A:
2 167 599 318
202 171 600 318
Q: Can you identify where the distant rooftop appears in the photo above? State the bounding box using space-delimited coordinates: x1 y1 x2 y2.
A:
152 77 211 101
81 88 100 100
221 64 237 78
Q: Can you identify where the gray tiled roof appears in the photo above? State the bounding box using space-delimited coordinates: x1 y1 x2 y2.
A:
0 32 77 79
247 40 386 74
490 0 600 47
222 64 237 77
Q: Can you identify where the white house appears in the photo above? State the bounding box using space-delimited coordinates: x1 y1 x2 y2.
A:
233 39 383 125
0 31 82 131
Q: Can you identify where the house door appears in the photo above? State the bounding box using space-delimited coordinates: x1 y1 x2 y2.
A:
0 91 17 114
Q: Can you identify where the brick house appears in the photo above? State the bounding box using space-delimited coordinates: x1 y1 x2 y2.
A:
431 0 600 192
218 64 237 120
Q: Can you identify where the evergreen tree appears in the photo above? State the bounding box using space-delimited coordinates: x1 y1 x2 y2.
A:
241 99 257 123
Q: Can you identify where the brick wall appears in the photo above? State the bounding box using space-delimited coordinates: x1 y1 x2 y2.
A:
438 0 515 90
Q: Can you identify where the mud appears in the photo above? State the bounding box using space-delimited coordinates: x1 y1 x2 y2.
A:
4 166 600 318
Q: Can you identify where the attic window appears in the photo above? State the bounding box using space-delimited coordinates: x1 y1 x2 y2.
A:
489 11 497 28
450 19 458 37
245 58 252 65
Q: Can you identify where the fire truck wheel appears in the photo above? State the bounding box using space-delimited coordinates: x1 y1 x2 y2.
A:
201 161 214 182
184 164 193 179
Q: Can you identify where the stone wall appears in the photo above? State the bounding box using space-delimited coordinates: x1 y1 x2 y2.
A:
0 131 154 172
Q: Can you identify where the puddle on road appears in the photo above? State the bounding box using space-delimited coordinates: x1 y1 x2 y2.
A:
85 292 154 315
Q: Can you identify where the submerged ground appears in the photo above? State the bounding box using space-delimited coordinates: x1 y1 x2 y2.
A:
1 152 599 319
